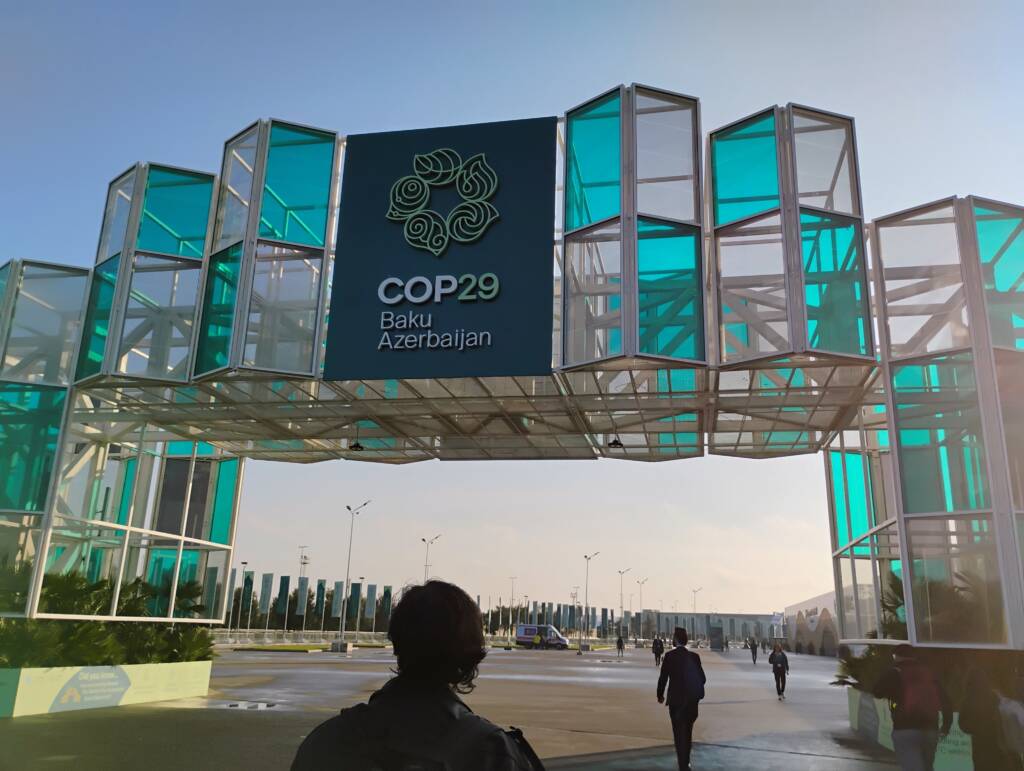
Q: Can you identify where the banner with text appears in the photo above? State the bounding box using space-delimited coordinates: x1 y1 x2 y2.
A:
323 117 556 380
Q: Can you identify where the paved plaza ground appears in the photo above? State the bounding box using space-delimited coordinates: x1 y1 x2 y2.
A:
1 646 894 770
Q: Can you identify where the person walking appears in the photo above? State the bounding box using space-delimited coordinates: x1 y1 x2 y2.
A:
960 665 1023 770
750 638 758 665
292 580 544 770
873 644 952 771
657 627 706 771
616 635 625 659
652 635 665 667
768 643 789 700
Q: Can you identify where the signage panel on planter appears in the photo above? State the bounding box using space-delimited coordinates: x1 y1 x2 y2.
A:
324 117 556 380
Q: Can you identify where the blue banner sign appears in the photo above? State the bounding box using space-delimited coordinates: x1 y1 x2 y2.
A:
323 117 557 380
259 573 274 614
364 584 377 620
315 579 326 617
295 577 309 616
276 576 290 615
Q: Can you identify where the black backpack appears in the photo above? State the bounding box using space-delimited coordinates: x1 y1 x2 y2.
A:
293 702 545 771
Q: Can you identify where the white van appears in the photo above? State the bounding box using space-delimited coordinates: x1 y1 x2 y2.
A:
514 624 570 649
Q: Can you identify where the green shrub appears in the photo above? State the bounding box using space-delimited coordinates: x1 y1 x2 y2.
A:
0 562 216 669
836 643 1024 709
0 618 214 668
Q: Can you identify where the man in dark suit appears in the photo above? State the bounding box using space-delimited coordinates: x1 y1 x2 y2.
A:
656 627 706 771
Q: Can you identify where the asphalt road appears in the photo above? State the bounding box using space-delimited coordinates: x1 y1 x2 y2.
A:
0 646 894 770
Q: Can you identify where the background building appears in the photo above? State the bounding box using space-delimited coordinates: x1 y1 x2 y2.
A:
784 590 839 655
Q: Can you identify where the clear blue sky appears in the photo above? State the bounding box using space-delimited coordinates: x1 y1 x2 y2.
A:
2 1 1022 613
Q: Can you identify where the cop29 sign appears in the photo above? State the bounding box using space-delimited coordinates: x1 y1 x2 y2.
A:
323 117 556 380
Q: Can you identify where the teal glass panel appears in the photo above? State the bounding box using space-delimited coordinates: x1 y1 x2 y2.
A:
717 213 788 362
975 203 1024 349
166 441 217 457
116 254 200 380
0 264 86 386
636 90 697 222
907 516 1005 643
792 109 857 216
175 547 228 619
655 368 697 393
830 450 875 549
194 243 242 375
801 210 870 356
97 171 136 262
214 126 258 252
243 243 322 372
116 457 136 525
873 525 906 638
638 219 703 360
38 518 124 615
137 166 214 258
892 352 989 514
0 513 41 612
829 450 850 548
259 123 335 247
209 458 238 545
711 111 779 227
565 221 622 362
144 547 178 616
0 263 9 308
75 255 120 380
655 412 699 456
0 383 65 511
566 92 621 231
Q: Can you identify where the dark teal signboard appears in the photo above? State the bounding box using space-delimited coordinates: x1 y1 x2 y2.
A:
323 117 556 380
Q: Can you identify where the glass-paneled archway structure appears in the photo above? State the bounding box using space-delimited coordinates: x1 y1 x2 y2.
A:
1 86 1022 652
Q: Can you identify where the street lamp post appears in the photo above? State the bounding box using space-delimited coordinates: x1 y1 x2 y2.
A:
298 547 310 634
508 576 516 645
238 561 248 638
340 501 371 639
421 534 441 583
636 577 648 639
581 552 599 655
569 587 579 646
244 565 255 634
617 568 631 636
692 587 702 639
233 560 248 640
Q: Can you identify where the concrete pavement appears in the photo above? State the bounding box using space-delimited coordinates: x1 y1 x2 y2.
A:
0 646 894 769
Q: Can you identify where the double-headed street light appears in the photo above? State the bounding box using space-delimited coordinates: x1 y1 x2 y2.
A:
340 501 371 637
636 577 648 638
617 567 631 636
508 576 517 644
298 546 310 633
421 534 441 583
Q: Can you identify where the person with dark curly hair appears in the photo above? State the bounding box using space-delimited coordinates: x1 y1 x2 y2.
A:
292 580 543 770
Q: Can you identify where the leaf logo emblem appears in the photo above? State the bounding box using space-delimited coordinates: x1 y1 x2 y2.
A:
386 147 499 256
448 201 499 244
